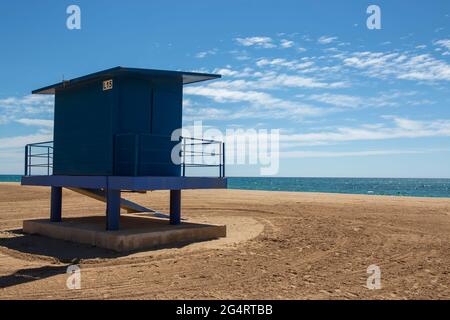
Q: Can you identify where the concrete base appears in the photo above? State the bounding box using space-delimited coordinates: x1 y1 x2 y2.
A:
23 215 226 252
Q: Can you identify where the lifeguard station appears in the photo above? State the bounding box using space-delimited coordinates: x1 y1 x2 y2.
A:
21 67 227 251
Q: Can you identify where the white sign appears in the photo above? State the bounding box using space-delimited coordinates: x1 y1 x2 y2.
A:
103 79 113 91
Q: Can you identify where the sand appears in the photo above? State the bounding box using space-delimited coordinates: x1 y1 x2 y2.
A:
0 182 448 300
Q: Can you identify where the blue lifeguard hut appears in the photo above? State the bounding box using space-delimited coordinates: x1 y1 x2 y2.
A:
22 67 226 231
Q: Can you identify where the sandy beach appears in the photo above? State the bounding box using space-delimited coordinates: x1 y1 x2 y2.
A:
0 182 449 300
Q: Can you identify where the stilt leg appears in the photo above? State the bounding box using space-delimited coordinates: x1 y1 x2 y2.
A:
50 186 62 222
170 190 181 225
106 189 120 230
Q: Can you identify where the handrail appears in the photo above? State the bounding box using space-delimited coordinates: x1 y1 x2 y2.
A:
24 141 53 176
27 141 54 147
24 136 226 178
180 136 225 178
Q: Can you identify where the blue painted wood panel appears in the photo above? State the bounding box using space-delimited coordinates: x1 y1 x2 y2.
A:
53 80 115 175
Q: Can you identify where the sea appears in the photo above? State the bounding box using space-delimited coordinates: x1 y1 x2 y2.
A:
1 175 450 198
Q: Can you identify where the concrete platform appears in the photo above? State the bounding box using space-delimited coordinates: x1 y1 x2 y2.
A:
23 215 226 252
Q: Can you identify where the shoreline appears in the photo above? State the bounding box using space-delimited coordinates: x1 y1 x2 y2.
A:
2 181 450 201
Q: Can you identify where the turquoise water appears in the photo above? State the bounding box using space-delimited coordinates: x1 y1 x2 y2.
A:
227 177 450 198
2 175 450 198
0 175 22 182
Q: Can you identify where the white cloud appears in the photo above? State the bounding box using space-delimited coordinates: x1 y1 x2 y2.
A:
256 58 314 70
318 36 338 45
306 91 420 109
341 51 450 81
0 130 52 174
388 116 424 130
207 79 256 90
15 118 54 128
184 86 274 104
254 56 346 76
201 72 347 91
307 93 365 108
434 39 450 55
257 73 347 89
235 36 276 48
229 49 251 61
280 117 450 144
205 59 349 90
0 94 53 110
0 132 53 150
183 98 193 107
184 106 232 121
195 49 217 58
280 39 294 48
281 149 427 158
0 94 54 125
212 68 239 77
183 86 326 120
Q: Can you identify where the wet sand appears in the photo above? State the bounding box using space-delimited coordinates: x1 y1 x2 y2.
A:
0 182 449 299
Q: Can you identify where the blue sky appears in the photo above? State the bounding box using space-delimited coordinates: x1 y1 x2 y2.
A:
0 0 449 177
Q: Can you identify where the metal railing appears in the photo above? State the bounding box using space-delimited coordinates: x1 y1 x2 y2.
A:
24 137 225 177
181 136 225 178
24 141 53 176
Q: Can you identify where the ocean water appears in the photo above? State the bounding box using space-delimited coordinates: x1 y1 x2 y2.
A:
0 175 22 182
1 175 449 198
227 177 450 198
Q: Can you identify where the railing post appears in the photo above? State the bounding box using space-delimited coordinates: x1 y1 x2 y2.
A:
182 137 186 177
29 146 32 176
47 147 50 175
218 142 222 177
24 145 28 176
222 142 225 177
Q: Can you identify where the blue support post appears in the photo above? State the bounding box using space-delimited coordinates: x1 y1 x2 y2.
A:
50 186 62 222
170 190 181 225
106 189 121 230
